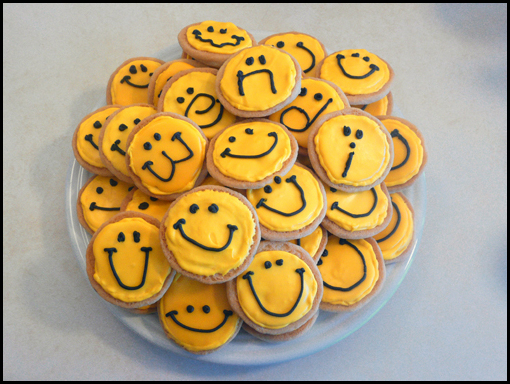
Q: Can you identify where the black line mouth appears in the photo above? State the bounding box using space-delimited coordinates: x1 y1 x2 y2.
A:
331 187 378 218
296 41 315 73
220 132 278 159
84 134 98 149
192 30 245 48
120 76 149 88
89 202 120 211
390 129 410 170
110 140 126 156
256 175 307 217
237 69 277 96
336 54 379 79
165 309 233 333
104 246 151 290
280 98 333 133
184 93 224 129
173 219 238 252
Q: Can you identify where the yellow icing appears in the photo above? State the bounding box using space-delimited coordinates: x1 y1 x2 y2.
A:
101 105 157 178
246 164 324 232
289 226 323 258
352 94 389 116
319 237 379 306
159 274 239 352
76 107 120 168
373 193 414 261
219 45 297 111
164 189 256 276
268 78 346 149
200 175 224 187
382 119 424 187
92 217 172 302
212 121 292 182
314 114 390 186
186 21 252 54
80 176 132 232
127 115 206 195
236 250 317 329
152 61 196 106
111 59 163 106
124 189 172 222
319 49 390 95
161 71 236 139
325 183 388 231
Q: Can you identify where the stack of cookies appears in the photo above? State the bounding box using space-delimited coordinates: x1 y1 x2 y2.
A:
72 20 427 355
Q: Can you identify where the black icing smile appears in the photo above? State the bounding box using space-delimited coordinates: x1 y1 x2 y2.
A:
173 219 238 252
192 29 245 48
280 98 333 133
220 131 278 159
104 246 151 290
336 54 380 79
89 202 120 212
330 187 378 218
184 93 224 129
165 309 233 333
256 175 307 217
120 75 150 88
390 129 410 171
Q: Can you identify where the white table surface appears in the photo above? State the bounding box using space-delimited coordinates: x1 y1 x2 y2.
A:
3 3 507 380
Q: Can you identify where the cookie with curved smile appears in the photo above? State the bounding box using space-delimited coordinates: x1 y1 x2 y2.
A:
107 57 164 106
86 212 174 308
120 187 173 222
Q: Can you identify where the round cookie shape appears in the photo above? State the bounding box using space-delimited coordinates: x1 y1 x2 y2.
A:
120 187 173 222
98 104 157 183
160 185 260 284
268 77 350 154
318 236 385 312
106 57 165 106
207 119 298 189
216 45 302 117
373 192 415 264
158 273 242 354
317 49 394 105
377 116 427 192
125 112 208 200
308 108 394 192
77 175 133 235
321 182 393 240
352 91 393 116
178 21 256 68
259 32 327 77
158 67 237 139
288 224 328 263
86 212 175 308
226 241 323 335
246 163 327 241
72 105 122 176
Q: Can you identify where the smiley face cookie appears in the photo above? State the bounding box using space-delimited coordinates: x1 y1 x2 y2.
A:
318 235 385 312
106 57 164 106
352 91 393 116
317 49 394 105
77 175 133 235
268 78 350 155
288 225 328 263
160 185 260 284
158 273 242 354
158 68 237 139
216 45 302 118
308 108 394 192
72 105 121 176
125 112 208 200
120 187 173 222
178 21 256 68
245 163 327 241
207 119 298 189
226 241 322 338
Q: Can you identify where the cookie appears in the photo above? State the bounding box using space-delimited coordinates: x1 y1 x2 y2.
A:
178 21 256 68
157 67 237 139
106 57 165 106
72 105 121 176
206 118 298 189
373 192 415 264
77 175 133 235
226 241 323 335
318 236 385 312
259 32 327 77
352 91 393 116
377 116 427 192
308 108 394 193
317 49 394 105
245 163 327 241
120 187 173 222
216 45 302 118
98 104 157 183
125 112 208 200
160 185 260 284
288 224 328 263
267 77 350 155
321 182 393 240
158 273 242 354
85 211 175 308
128 302 158 315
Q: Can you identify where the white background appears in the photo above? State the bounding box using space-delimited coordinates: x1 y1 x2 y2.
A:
3 3 507 380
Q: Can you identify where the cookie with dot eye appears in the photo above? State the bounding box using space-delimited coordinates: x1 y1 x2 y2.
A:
317 49 394 105
259 31 327 78
225 241 322 338
106 57 165 106
308 108 394 193
120 187 173 222
288 224 328 263
86 211 175 309
178 21 257 69
157 67 237 139
352 91 393 116
77 175 134 235
216 45 302 118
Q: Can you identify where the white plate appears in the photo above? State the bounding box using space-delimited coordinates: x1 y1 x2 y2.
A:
65 32 427 365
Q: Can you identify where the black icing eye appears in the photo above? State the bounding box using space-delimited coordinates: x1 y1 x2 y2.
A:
143 142 152 150
208 204 219 213
276 259 283 266
189 204 199 213
129 65 137 74
356 130 363 139
187 305 194 313
140 64 147 72
154 133 161 141
96 187 104 194
264 185 272 193
229 136 236 142
119 124 128 131
93 121 102 129
245 128 253 134
274 176 281 184
220 28 227 34
259 55 266 65
110 179 118 187
322 249 329 257
177 97 185 104
317 259 323 266
314 93 323 101
149 73 153 76
207 26 214 32
350 142 356 148
351 53 360 58
134 118 141 125
299 87 307 97
246 57 254 66
343 126 351 136
330 187 337 193
133 231 141 243
138 202 149 210
117 232 125 242
128 186 134 191
202 305 211 314
264 261 272 269
276 41 285 48
150 197 158 201
187 87 194 95
363 56 370 62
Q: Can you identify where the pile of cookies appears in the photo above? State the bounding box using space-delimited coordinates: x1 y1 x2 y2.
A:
72 20 427 355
